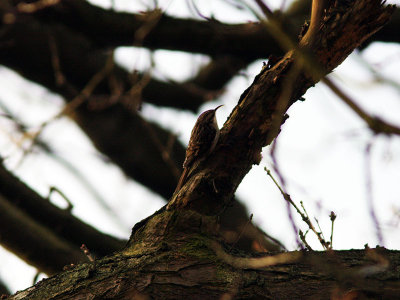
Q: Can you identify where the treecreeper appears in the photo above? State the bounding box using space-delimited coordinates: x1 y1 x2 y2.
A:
174 105 223 194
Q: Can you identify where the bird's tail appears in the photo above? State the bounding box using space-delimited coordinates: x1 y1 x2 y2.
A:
174 167 189 194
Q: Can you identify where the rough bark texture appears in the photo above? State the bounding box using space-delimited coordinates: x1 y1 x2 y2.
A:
1 0 398 298
9 211 400 299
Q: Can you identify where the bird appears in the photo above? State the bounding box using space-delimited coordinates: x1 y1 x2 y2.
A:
174 105 223 193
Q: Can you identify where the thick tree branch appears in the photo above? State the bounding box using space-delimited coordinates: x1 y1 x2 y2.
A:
0 8 208 111
29 0 283 60
0 162 124 273
9 210 400 299
168 1 395 214
25 0 400 58
0 12 190 196
3 1 397 298
0 193 86 275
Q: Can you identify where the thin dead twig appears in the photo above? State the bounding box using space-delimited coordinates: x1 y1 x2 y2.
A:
264 166 332 250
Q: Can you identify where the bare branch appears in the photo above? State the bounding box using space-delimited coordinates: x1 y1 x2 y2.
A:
0 162 125 272
322 77 400 136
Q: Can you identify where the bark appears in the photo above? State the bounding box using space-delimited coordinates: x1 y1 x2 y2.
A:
2 0 398 298
0 150 279 276
9 210 400 299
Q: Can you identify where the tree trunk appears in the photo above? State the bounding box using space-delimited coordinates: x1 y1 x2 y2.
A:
8 210 400 299
5 0 397 299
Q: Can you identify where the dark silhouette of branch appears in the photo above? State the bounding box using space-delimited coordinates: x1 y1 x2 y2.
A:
28 0 283 60
0 8 208 111
0 162 125 274
0 192 87 275
21 0 400 58
0 12 191 196
0 278 10 296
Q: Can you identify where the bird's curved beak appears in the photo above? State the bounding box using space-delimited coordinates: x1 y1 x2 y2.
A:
214 104 223 111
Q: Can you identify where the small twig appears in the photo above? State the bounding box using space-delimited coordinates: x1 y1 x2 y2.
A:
265 166 331 250
299 230 313 251
257 226 288 251
228 214 253 252
365 141 384 246
17 0 60 13
126 70 152 111
242 0 294 50
329 211 337 249
187 0 212 21
212 179 219 194
354 53 400 92
0 102 128 230
48 34 65 86
266 143 302 249
134 9 163 44
322 77 400 136
301 200 328 250
314 217 326 244
300 201 310 221
253 0 274 18
47 186 73 212
32 271 42 285
58 54 115 118
22 52 115 158
80 244 95 262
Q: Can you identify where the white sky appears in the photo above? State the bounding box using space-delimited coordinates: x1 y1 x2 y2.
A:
0 0 399 294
